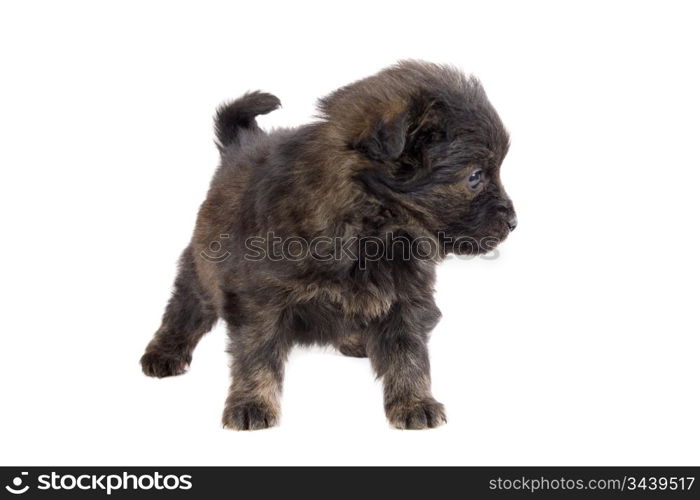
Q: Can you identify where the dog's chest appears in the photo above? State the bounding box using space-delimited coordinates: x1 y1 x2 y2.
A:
298 280 394 321
312 257 433 321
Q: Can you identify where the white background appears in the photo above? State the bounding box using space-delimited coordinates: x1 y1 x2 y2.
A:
1 0 698 466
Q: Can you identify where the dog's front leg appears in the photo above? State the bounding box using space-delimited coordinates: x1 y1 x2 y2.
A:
368 300 446 429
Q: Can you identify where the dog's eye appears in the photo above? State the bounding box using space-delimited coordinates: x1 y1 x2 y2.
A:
468 169 483 189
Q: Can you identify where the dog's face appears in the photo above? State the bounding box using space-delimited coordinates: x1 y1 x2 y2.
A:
337 63 515 255
410 99 516 255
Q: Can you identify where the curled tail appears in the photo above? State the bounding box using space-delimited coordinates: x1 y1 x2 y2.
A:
214 91 281 151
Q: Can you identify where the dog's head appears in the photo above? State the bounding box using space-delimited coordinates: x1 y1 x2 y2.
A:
320 61 516 255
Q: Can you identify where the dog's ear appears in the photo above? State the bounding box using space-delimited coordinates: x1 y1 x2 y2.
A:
352 112 408 161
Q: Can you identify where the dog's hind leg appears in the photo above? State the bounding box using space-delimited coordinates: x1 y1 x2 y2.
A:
140 246 217 377
221 315 292 431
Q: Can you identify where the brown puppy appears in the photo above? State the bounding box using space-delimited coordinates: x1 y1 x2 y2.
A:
141 61 516 430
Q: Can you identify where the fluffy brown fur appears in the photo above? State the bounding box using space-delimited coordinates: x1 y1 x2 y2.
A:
141 61 516 430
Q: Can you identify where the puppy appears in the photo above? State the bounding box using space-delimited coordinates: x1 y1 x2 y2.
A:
141 61 516 430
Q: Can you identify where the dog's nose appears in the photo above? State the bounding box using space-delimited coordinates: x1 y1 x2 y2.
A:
507 214 518 231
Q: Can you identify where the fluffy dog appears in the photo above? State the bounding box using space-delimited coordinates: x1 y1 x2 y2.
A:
141 61 516 430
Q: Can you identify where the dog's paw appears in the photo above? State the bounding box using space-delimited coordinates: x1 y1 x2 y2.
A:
386 398 447 430
140 351 189 378
337 334 368 358
222 401 279 431
338 343 368 358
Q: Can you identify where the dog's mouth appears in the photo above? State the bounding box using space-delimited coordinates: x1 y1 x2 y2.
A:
477 226 511 254
441 217 513 255
490 218 515 245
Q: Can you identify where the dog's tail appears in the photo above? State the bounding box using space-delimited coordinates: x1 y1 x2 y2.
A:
214 91 281 151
